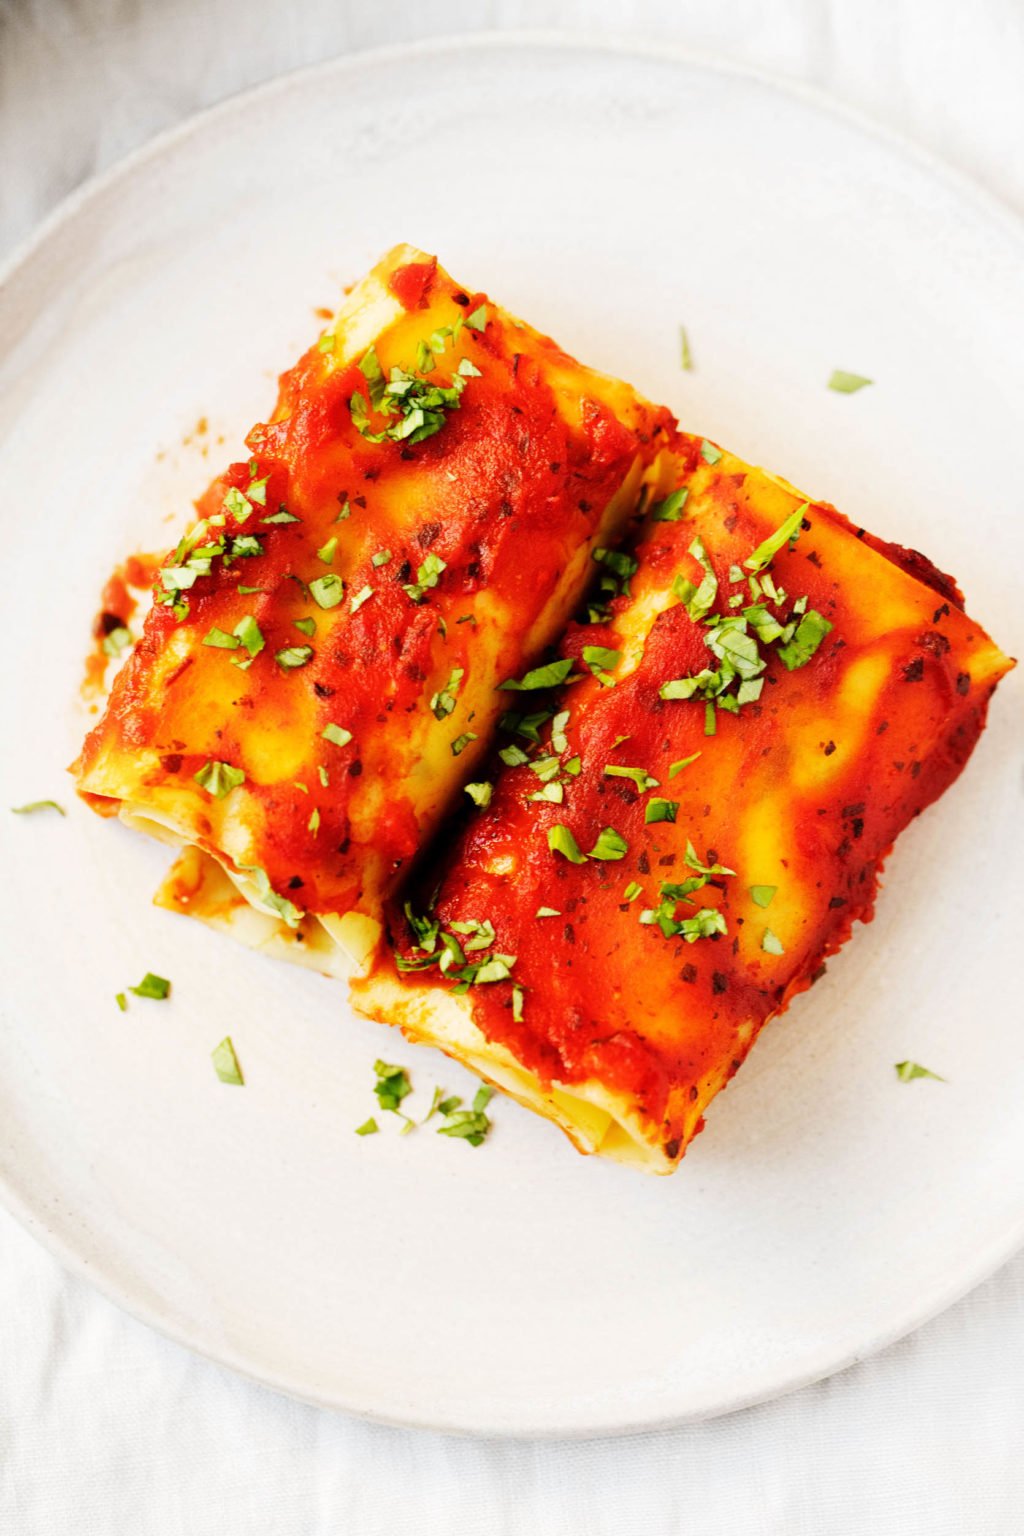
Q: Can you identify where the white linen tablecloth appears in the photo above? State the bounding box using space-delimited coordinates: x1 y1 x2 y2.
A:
2 2 1023 1530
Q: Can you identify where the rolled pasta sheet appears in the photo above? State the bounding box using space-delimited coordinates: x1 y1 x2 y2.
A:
73 245 675 971
354 431 1013 1170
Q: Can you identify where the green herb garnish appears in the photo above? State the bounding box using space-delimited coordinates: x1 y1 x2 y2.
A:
130 973 171 1000
548 824 586 864
275 645 314 669
582 645 620 685
11 800 65 816
321 723 352 747
212 1036 244 1085
403 553 446 604
776 609 833 671
603 765 658 791
894 1060 945 1083
499 657 575 692
644 798 679 825
431 666 465 720
194 760 245 799
650 488 689 523
464 781 493 808
373 1060 412 1112
744 505 807 573
828 370 872 394
588 826 628 861
309 573 344 609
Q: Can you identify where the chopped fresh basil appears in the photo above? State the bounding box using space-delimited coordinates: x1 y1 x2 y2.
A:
828 370 873 394
744 505 807 573
194 760 245 798
582 645 620 685
464 781 493 808
238 863 304 928
115 992 127 1012
750 884 777 908
673 535 718 621
622 881 642 903
202 626 240 650
316 536 338 566
668 753 701 778
464 304 488 332
536 906 561 918
354 1118 379 1136
372 548 392 568
232 615 264 657
499 743 530 768
223 486 252 522
604 765 658 791
761 928 784 955
261 505 300 525
129 972 171 1000
527 782 563 805
307 808 320 834
894 1060 945 1083
350 584 374 613
431 666 465 720
373 1059 412 1112
293 617 316 637
309 574 344 609
359 346 387 406
548 824 586 863
651 488 689 523
451 731 477 756
11 799 65 816
403 553 446 603
704 701 716 736
776 609 833 670
684 840 735 877
679 324 693 371
275 645 313 669
700 439 722 465
588 826 628 861
321 723 352 747
102 625 133 659
645 798 679 825
212 1036 244 1085
336 497 351 521
229 534 263 560
499 657 575 692
437 1108 491 1146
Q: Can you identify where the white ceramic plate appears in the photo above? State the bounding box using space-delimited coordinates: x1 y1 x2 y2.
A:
1 35 1022 1438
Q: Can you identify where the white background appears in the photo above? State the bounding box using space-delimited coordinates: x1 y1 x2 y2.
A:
2 2 1023 1530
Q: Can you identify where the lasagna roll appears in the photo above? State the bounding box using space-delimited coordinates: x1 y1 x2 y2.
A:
353 432 1013 1170
73 245 674 971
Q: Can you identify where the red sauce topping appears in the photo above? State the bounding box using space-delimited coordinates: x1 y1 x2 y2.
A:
377 446 1007 1149
387 258 438 311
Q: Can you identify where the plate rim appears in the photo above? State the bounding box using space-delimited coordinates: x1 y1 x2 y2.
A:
2 29 1023 1439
